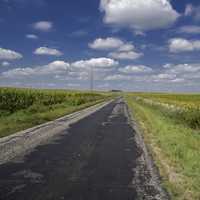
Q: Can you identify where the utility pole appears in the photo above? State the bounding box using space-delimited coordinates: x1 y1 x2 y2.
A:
66 65 69 90
90 66 94 92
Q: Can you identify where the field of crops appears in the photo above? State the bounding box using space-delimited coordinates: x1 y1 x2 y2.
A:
0 87 110 137
0 88 106 114
132 93 200 129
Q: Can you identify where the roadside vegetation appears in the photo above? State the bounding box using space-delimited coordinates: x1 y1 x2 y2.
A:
0 87 111 138
126 93 200 200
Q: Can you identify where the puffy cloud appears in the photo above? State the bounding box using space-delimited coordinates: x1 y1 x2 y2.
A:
34 47 63 56
184 4 193 16
100 0 179 31
1 61 10 67
105 74 131 81
2 60 70 78
184 4 200 21
2 61 200 91
32 21 53 32
157 73 176 79
0 48 23 60
134 30 146 36
165 63 200 74
89 37 124 50
153 75 185 84
118 43 135 52
89 37 142 60
26 34 38 39
109 51 142 60
2 58 118 79
71 57 118 69
119 65 153 73
168 38 200 53
136 63 200 84
150 63 200 84
170 78 185 83
178 25 200 34
2 67 35 78
39 61 70 75
103 62 200 85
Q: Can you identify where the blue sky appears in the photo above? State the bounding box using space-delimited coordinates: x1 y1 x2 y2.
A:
0 0 200 92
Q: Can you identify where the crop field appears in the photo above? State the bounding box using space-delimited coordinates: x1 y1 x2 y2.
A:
0 87 110 138
133 93 200 129
126 93 200 200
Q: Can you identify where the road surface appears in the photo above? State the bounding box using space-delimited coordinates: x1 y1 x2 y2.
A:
0 99 167 200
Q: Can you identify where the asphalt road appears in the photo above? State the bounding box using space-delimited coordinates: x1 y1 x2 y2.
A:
0 99 166 200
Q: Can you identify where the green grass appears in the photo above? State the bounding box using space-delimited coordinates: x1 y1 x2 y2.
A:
125 94 200 200
0 87 112 138
0 99 106 138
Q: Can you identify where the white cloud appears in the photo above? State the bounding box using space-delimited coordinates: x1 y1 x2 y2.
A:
71 58 117 81
163 64 171 69
136 63 200 85
2 67 35 77
154 73 176 80
32 21 53 32
71 57 118 69
2 58 118 80
184 4 193 16
34 47 63 56
40 61 70 74
103 62 200 86
148 63 200 84
0 48 23 60
152 74 183 83
26 34 38 39
118 43 135 52
100 0 179 31
2 60 70 78
170 78 185 83
1 58 118 84
134 30 146 36
1 61 10 67
178 25 200 34
168 38 200 53
89 37 124 50
89 37 143 60
166 63 200 74
119 65 153 73
105 74 131 81
2 61 200 91
109 51 142 60
184 4 200 21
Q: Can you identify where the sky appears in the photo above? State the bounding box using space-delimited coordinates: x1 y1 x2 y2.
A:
0 0 200 92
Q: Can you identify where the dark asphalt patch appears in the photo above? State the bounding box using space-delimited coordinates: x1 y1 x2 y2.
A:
0 100 162 200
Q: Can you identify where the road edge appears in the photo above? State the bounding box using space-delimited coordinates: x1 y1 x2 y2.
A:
124 101 170 200
0 99 114 165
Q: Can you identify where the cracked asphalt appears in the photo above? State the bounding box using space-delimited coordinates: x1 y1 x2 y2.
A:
0 99 166 200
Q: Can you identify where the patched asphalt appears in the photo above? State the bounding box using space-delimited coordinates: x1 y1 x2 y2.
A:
0 99 165 200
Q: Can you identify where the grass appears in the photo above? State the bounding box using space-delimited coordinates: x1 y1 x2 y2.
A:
0 87 112 138
125 94 200 200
